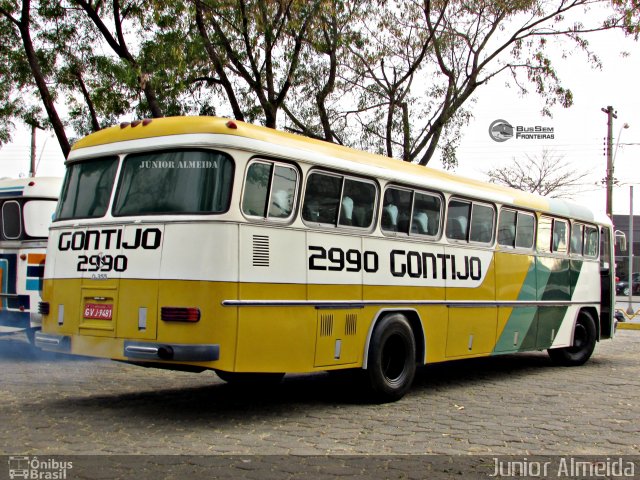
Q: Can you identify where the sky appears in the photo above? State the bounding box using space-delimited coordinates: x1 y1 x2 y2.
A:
0 18 639 217
434 27 640 218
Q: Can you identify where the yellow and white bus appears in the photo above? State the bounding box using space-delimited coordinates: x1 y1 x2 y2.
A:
36 117 614 401
0 177 61 343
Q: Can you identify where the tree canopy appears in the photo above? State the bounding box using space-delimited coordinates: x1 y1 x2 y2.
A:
1 0 638 165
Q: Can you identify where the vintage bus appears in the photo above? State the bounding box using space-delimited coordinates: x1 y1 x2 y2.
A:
0 177 61 343
36 117 614 401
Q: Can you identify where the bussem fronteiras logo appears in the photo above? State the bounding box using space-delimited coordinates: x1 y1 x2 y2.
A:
489 119 514 142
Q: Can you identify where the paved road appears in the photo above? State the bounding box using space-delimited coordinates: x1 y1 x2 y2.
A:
1 329 638 460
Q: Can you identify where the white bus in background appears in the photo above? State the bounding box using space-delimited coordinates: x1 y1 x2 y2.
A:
0 177 61 343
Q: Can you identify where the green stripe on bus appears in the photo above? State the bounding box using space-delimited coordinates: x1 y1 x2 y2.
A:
493 256 583 354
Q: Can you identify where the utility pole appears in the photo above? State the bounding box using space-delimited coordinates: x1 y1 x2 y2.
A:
29 123 36 177
602 105 617 219
627 185 634 315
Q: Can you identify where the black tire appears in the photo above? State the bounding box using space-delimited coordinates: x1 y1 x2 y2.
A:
366 313 416 402
214 370 285 385
548 311 597 366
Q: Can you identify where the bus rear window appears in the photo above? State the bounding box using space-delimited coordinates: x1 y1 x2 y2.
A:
2 201 21 239
23 200 57 238
114 150 233 216
56 157 118 220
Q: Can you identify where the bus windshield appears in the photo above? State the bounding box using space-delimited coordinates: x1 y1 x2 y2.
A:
56 156 119 220
113 150 233 216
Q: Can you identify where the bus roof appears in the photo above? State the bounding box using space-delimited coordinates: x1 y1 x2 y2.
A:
71 116 610 226
0 177 62 199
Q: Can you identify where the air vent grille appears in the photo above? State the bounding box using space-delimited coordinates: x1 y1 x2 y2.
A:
252 235 270 267
345 314 357 335
320 314 334 337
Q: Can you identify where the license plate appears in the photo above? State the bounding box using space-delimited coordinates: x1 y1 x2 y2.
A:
83 303 113 320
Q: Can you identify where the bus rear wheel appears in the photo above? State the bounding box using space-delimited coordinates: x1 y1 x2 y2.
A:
547 311 597 366
366 313 416 402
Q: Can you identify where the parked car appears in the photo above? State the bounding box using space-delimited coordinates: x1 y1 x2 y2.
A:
616 272 640 296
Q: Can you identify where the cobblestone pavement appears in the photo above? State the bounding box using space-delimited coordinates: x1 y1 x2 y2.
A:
0 330 638 457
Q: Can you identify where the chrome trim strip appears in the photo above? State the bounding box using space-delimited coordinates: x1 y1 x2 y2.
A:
222 299 599 308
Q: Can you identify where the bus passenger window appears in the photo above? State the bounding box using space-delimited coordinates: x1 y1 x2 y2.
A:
470 203 494 243
446 200 470 241
411 192 441 236
584 226 599 257
267 165 297 219
552 219 568 253
302 172 341 225
242 161 272 216
381 188 411 233
339 179 376 228
600 227 610 269
515 212 535 249
498 209 517 247
570 223 584 255
537 217 553 253
243 161 297 220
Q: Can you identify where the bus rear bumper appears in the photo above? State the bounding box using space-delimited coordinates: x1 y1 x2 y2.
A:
35 332 71 352
35 332 220 364
0 310 31 329
123 341 219 362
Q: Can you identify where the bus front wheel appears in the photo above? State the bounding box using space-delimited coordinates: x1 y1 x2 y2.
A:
366 313 416 402
547 311 597 366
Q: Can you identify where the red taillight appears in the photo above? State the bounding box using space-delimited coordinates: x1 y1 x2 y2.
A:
161 307 201 322
226 120 238 129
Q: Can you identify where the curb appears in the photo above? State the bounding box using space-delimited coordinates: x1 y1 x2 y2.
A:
617 322 640 330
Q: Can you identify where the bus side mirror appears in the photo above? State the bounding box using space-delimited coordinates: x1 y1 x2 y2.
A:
615 230 627 252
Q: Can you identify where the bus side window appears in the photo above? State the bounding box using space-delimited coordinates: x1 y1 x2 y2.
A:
243 161 297 220
446 199 471 241
537 217 553 253
498 209 517 247
242 161 273 217
515 212 535 249
302 172 342 225
552 219 568 253
470 203 494 243
600 227 610 270
339 178 376 228
585 226 599 258
381 187 411 234
267 165 297 219
571 223 584 255
411 192 441 236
